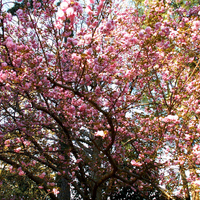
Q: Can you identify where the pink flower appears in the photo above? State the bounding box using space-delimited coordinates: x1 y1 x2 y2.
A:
66 7 75 17
49 182 55 186
179 160 184 165
72 171 75 176
144 158 151 163
185 134 191 140
79 104 87 112
95 130 106 138
161 115 179 123
193 180 200 186
55 20 63 29
57 9 66 20
86 6 93 15
0 71 7 82
145 26 152 34
19 170 25 176
6 39 14 49
14 147 21 153
59 155 65 160
1 62 7 67
76 159 82 163
0 134 4 139
39 172 46 179
197 124 200 132
60 2 69 11
192 21 200 31
155 22 162 29
38 186 44 189
85 74 90 81
16 9 23 17
131 160 142 167
53 188 60 195
138 30 145 38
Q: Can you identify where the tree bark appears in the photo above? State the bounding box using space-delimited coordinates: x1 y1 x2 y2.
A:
57 177 70 200
179 165 190 200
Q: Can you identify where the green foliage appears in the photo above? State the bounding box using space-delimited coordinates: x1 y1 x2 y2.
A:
0 165 49 200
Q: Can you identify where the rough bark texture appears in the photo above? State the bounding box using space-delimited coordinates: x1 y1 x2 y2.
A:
57 177 70 200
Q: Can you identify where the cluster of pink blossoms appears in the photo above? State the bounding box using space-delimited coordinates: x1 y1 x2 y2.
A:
55 0 83 29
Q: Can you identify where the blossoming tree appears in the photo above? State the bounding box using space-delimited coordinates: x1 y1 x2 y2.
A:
0 0 200 199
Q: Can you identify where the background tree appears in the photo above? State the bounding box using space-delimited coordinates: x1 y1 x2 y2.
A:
0 0 200 199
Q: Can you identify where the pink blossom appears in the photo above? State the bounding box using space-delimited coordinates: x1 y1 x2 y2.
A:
97 2 103 14
53 188 60 195
16 9 23 17
185 134 191 140
54 21 63 29
6 38 14 49
145 26 152 34
76 159 82 163
72 53 81 60
59 155 65 160
38 186 44 189
161 115 179 123
60 2 69 11
79 104 87 112
192 21 200 31
49 182 55 186
63 0 70 3
9 166 13 172
14 147 21 153
0 134 4 139
138 30 145 38
0 71 7 82
19 170 25 176
197 124 200 132
72 171 75 176
193 180 200 186
57 9 66 20
66 7 75 17
144 158 151 163
155 22 162 29
6 13 12 21
32 160 37 165
1 62 7 67
39 172 46 179
86 6 93 15
85 74 90 81
95 130 106 138
131 160 142 167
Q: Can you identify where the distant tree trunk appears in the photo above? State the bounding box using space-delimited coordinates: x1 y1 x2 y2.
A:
57 177 70 200
179 165 190 200
91 138 103 200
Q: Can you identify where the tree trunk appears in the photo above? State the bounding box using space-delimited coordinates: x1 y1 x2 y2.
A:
57 177 70 200
179 165 190 200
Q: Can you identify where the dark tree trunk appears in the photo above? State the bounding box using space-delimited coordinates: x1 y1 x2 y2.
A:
57 177 70 200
